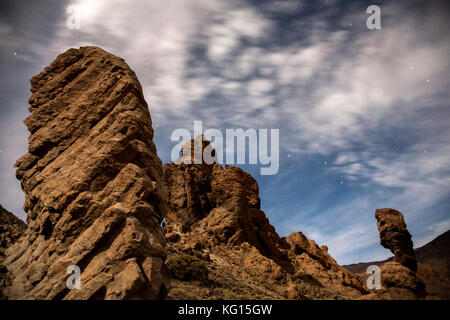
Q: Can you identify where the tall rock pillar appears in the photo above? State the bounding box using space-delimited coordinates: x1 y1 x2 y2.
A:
2 47 169 299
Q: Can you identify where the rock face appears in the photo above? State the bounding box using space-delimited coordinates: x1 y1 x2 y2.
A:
2 47 169 299
414 230 450 299
0 206 27 260
375 208 417 272
378 262 425 299
0 206 27 299
344 230 449 299
359 208 425 299
163 137 365 299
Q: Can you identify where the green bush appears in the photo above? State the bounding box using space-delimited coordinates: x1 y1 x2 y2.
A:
166 254 208 283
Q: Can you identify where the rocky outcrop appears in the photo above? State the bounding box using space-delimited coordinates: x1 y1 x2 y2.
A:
375 208 417 272
378 262 425 299
1 46 432 301
164 143 286 264
344 229 450 299
2 47 169 299
361 261 426 300
163 137 365 299
283 231 363 297
359 208 425 299
0 206 27 299
0 206 26 259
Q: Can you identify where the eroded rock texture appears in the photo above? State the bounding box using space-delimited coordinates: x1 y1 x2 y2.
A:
0 206 26 259
0 206 27 299
2 46 169 299
163 138 365 299
375 208 417 272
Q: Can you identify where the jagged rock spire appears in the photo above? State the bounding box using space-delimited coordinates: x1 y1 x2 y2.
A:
178 135 217 165
375 208 417 272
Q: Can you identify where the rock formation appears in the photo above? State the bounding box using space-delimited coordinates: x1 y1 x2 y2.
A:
0 206 26 260
163 137 365 299
359 208 425 299
377 261 425 299
1 47 169 299
375 208 417 272
0 46 432 301
0 206 27 299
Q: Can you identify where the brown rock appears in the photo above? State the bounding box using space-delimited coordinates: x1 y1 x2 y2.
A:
380 262 425 299
2 47 169 299
0 206 27 259
375 208 417 272
362 261 426 300
283 231 365 299
164 138 286 263
0 206 27 299
359 208 425 299
163 137 365 299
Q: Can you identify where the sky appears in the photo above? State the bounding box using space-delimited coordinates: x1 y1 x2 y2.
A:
0 0 449 265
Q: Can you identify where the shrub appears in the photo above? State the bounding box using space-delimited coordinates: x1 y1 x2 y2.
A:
166 254 209 283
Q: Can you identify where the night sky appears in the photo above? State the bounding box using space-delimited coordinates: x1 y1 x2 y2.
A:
0 0 449 265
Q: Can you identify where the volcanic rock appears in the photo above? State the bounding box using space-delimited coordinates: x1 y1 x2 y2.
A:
0 206 26 259
358 208 426 299
375 208 417 272
0 206 27 299
344 229 450 299
163 137 365 299
1 47 169 299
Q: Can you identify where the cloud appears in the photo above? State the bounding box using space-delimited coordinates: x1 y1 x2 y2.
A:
207 7 271 61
